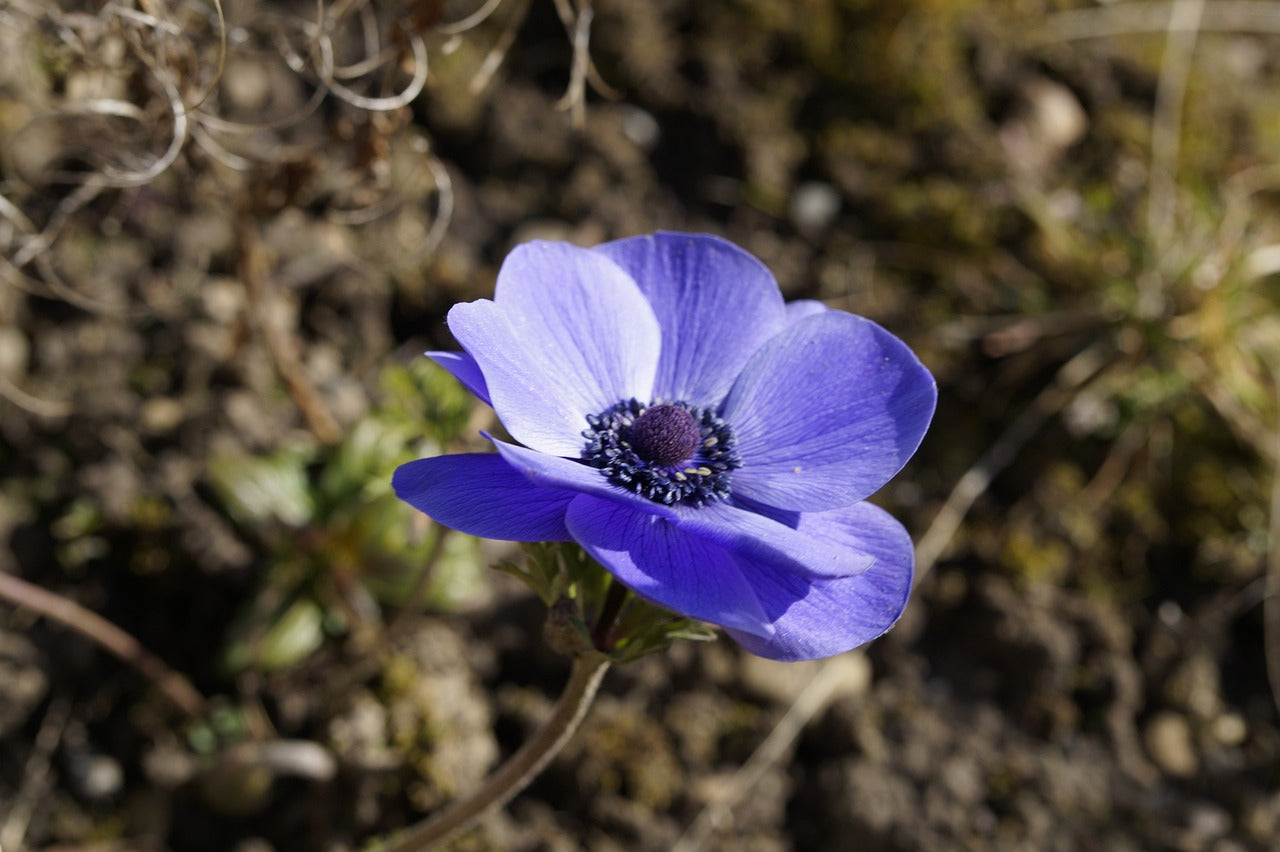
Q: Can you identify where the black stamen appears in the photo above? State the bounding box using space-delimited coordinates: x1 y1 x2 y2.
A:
580 398 741 507
631 404 701 466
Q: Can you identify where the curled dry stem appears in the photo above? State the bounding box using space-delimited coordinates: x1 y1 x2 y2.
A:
380 653 610 851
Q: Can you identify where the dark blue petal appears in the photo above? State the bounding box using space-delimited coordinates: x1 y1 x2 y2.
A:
724 502 914 660
594 232 786 406
447 242 660 456
724 310 936 511
564 495 773 635
427 351 491 406
487 436 678 520
392 454 575 542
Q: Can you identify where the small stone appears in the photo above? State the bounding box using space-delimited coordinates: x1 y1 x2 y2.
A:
1186 802 1232 841
67 751 124 800
1144 711 1199 778
222 57 274 112
620 106 660 150
1211 713 1247 747
0 325 28 377
789 181 842 234
141 397 185 434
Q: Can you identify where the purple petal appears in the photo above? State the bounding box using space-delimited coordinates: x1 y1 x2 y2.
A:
669 500 874 579
785 299 828 324
594 232 786 406
723 310 936 511
392 454 575 542
564 495 773 635
724 502 914 660
427 351 491 406
489 436 875 579
448 242 660 456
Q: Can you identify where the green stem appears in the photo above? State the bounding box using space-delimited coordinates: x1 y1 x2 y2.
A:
591 577 630 651
381 652 610 851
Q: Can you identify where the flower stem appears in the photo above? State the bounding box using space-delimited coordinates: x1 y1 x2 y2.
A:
591 578 629 651
381 652 610 851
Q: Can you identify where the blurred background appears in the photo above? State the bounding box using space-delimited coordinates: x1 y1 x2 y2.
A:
2 0 1279 849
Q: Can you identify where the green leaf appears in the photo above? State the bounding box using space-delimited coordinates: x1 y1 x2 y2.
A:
208 448 316 527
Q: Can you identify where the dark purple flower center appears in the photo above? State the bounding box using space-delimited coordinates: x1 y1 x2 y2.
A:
630 403 701 466
581 399 741 506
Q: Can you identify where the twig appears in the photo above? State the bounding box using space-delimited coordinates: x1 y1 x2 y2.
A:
671 657 859 852
380 653 610 851
914 342 1112 584
0 571 207 719
0 695 71 852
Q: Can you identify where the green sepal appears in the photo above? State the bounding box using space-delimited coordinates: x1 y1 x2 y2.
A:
500 542 719 664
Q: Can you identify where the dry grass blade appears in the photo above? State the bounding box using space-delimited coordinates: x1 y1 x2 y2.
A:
0 696 71 852
0 372 72 419
556 1 593 128
1144 0 1203 285
469 0 533 95
550 0 619 101
1033 0 1280 43
438 0 506 35
1266 369 1280 717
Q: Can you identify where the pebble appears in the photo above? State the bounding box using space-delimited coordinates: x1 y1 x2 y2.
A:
66 751 124 800
141 397 185 434
620 105 660 150
1144 711 1199 778
0 325 28 377
789 181 842 234
1211 713 1247 747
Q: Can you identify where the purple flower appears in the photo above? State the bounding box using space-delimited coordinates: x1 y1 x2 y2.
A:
394 232 936 661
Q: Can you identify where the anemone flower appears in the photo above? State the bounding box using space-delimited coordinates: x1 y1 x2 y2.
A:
394 232 936 661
